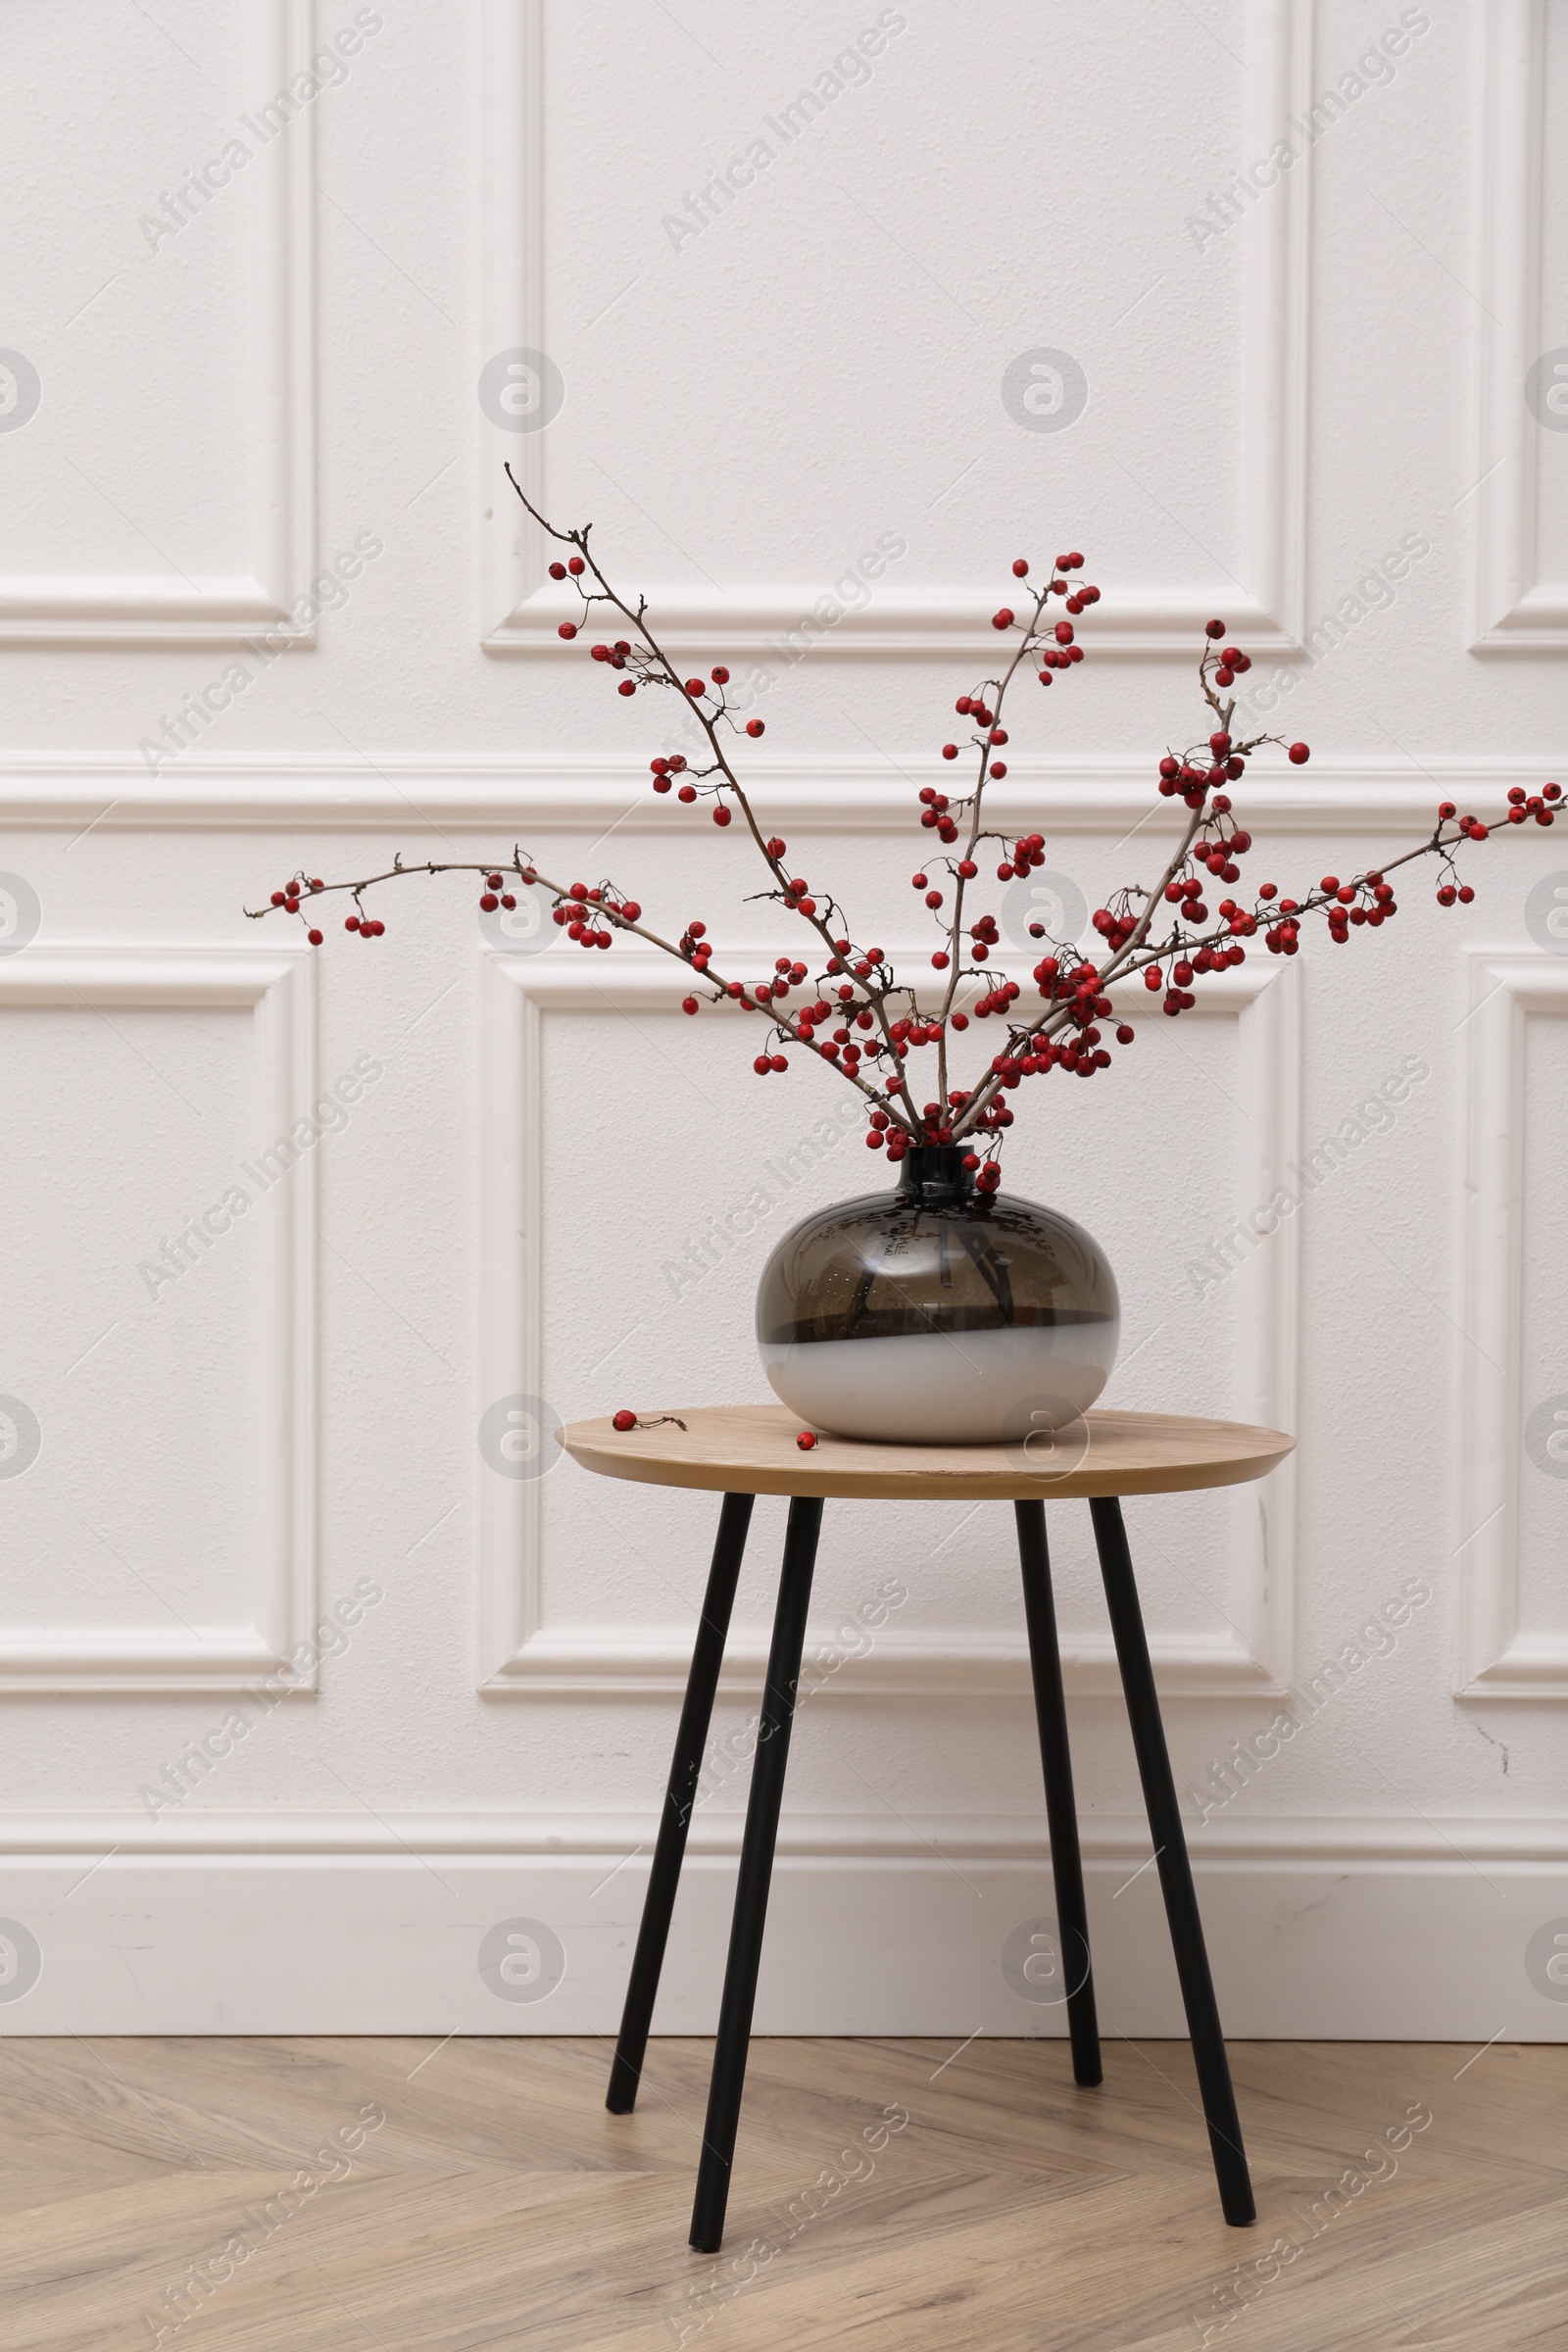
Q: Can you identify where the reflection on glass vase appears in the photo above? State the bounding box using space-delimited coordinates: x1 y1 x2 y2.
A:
756 1145 1120 1445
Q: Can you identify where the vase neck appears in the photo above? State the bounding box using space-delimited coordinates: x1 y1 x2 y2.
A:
893 1144 974 1207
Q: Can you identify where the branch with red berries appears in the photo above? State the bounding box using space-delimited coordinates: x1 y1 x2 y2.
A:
246 477 1561 1191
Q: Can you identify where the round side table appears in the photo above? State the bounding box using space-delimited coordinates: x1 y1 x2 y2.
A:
562 1401 1294 2253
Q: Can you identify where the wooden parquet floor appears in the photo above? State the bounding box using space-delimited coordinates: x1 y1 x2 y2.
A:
0 2034 1562 2350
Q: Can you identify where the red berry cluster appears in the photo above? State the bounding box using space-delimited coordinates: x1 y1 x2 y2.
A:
546 877 643 950
266 874 332 946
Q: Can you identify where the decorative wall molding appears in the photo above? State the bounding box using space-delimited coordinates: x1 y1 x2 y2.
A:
1455 945 1568 1695
0 947 317 1690
0 753 1531 834
479 948 1298 1698
0 1806 1557 1867
0 0 315 644
478 0 1310 656
1471 0 1566 649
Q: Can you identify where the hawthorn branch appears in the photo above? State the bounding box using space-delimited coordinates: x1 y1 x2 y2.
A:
247 854 912 1122
503 465 922 1133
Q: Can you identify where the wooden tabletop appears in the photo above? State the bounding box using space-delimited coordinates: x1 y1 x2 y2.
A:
560 1402 1294 1502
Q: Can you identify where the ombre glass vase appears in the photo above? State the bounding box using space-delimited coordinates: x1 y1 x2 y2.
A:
756 1144 1119 1445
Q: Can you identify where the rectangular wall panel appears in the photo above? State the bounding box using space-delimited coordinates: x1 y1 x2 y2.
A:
0 949 316 1689
479 943 1298 1697
1455 946 1568 1693
0 0 314 642
1471 0 1568 647
479 0 1310 654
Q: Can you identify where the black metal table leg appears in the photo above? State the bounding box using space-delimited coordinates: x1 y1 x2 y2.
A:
1090 1495 1255 2226
1014 1499 1102 2086
607 1492 755 2115
689 1494 822 2253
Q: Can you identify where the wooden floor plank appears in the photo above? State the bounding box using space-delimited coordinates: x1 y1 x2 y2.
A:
0 2037 1560 2351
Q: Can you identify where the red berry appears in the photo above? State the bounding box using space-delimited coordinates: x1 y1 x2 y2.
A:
308 928 323 946
993 609 1014 630
1288 742 1310 764
796 1431 818 1450
942 744 959 760
548 561 566 580
612 1409 637 1432
480 892 499 912
1011 558 1028 577
1209 731 1231 755
710 664 730 684
681 996 698 1013
685 677 705 697
270 891 286 907
1205 618 1226 638
345 915 360 931
558 621 577 639
567 557 585 575
746 719 764 737
712 807 731 826
618 679 636 696
678 784 697 803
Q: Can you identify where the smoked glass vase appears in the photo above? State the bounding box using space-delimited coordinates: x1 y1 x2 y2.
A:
756 1145 1120 1445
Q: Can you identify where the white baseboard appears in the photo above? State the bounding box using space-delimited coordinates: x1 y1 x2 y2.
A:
1 1812 1564 2040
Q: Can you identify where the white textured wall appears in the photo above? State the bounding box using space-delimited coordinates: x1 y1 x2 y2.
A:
0 0 1564 2037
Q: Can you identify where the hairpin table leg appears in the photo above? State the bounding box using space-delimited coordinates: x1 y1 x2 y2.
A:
1014 1499 1102 2085
607 1492 755 2115
1090 1494 1255 2226
689 1495 822 2253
